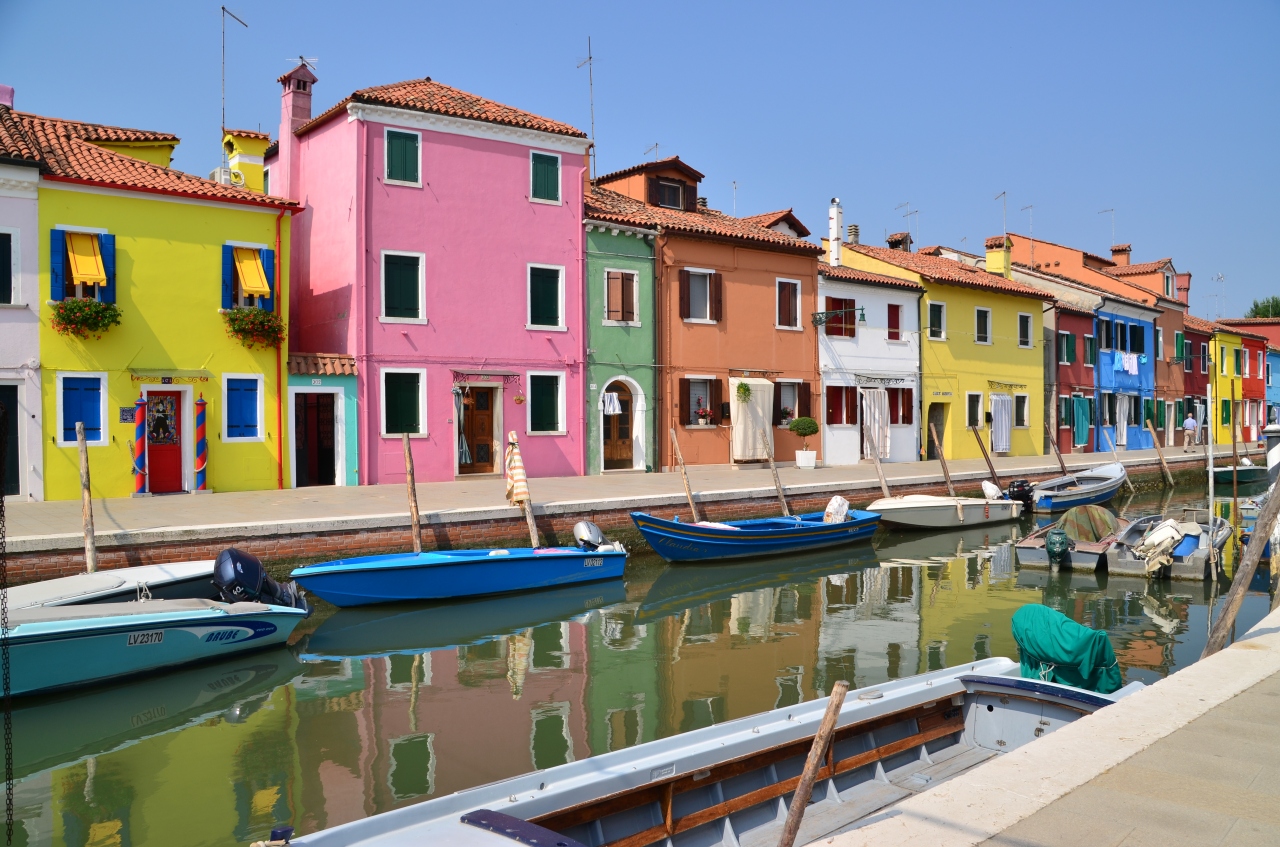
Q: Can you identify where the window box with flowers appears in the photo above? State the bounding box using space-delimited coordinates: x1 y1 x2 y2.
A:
778 406 795 427
50 299 122 340
222 307 285 349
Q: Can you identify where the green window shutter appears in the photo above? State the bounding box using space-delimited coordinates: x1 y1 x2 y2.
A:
384 372 420 434
387 131 419 183
529 267 560 326
1086 335 1096 365
531 153 560 202
1067 334 1077 363
1175 399 1183 423
1221 399 1231 426
529 374 559 432
1175 332 1184 359
383 255 420 318
1156 399 1166 428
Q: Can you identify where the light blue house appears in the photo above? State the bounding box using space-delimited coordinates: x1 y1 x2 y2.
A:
1268 346 1280 426
1095 299 1160 452
287 353 359 488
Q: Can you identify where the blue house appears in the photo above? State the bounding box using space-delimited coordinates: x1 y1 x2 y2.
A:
1095 299 1160 452
1268 346 1279 426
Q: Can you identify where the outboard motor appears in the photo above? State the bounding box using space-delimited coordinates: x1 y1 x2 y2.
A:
573 520 623 553
1007 479 1034 509
213 548 312 615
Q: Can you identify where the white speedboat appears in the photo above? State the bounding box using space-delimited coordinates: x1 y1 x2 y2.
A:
287 660 1141 847
866 494 1022 529
1106 512 1231 580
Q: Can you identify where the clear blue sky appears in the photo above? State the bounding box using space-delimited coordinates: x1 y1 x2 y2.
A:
3 1 1275 317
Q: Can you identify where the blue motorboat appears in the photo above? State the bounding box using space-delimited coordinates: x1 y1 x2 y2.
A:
630 509 880 563
291 521 628 608
1012 462 1128 513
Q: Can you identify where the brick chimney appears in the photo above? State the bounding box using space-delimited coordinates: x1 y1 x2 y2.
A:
1175 272 1191 305
886 231 912 252
275 63 318 201
1110 243 1131 266
985 235 1012 278
827 198 843 266
0 85 12 109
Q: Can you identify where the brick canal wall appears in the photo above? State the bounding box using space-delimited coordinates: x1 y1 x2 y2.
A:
7 460 1201 584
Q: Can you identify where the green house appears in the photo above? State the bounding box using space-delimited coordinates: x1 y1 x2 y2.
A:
584 191 658 474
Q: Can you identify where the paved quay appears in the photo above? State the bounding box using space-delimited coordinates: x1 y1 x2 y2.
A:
6 443 1229 554
826 604 1280 847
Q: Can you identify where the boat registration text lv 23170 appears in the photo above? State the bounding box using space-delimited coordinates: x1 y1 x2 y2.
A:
584 557 604 568
127 631 165 646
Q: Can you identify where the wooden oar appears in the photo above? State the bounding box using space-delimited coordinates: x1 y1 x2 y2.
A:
1203 484 1280 658
776 680 849 847
402 432 422 554
760 428 791 517
929 422 956 497
970 425 1001 488
863 426 891 500
670 427 702 523
1044 419 1068 476
1145 420 1174 487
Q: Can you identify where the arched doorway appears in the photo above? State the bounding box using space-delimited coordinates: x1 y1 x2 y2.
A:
602 380 634 470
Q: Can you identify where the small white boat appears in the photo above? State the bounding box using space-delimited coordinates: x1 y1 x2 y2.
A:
1106 512 1231 580
287 660 1141 847
1017 462 1128 513
10 561 217 610
866 494 1022 529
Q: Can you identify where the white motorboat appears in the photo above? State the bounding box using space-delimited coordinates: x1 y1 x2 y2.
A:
10 560 218 609
866 494 1022 529
1106 512 1231 580
1013 462 1128 513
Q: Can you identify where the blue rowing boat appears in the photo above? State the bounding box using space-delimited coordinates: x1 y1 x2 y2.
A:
291 521 627 607
630 509 880 563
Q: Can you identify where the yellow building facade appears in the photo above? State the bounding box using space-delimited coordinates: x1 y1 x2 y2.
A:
1210 327 1245 446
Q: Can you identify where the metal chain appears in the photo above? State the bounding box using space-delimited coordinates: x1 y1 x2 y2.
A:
0 402 12 846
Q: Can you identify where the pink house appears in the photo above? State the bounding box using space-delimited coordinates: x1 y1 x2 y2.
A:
269 65 591 483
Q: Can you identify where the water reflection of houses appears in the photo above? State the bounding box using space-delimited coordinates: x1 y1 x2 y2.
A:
816 567 922 692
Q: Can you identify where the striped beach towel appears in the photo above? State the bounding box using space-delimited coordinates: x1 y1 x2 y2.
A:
505 431 530 505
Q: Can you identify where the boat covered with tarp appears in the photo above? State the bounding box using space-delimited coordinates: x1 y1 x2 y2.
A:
1015 505 1126 572
1012 603 1122 694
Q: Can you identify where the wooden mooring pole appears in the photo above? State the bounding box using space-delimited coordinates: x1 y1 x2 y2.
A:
1231 380 1240 528
929 423 956 497
402 432 422 554
670 428 702 523
760 428 791 517
776 680 849 847
1044 419 1069 476
1204 486 1280 658
77 422 98 573
864 427 892 500
1145 420 1174 487
970 425 1001 488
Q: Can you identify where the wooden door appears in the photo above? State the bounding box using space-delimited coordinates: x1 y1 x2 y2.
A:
603 382 633 470
295 393 336 486
925 403 947 461
146 392 183 493
459 388 494 474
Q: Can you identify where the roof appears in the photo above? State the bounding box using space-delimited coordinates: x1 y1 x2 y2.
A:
819 262 924 291
740 208 811 238
1110 243 1132 252
1009 262 1152 311
224 128 271 140
583 185 821 255
1220 317 1280 325
1182 313 1269 341
1107 258 1172 276
0 106 294 208
287 353 357 376
849 245 1052 300
299 77 586 140
595 156 705 185
985 235 1010 250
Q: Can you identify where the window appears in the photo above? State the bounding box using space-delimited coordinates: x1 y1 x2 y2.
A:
221 244 273 310
1014 394 1028 428
1058 395 1071 428
604 270 637 324
58 373 105 446
1268 359 1273 387
887 387 914 425
1129 395 1141 426
1155 326 1164 358
776 279 800 329
262 167 269 197
1175 331 1186 368
975 308 991 344
928 302 946 340
825 385 857 425
1164 272 1174 298
1221 398 1231 426
1098 318 1112 350
1244 349 1251 377
1129 324 1144 354
528 265 563 328
1018 313 1032 348
385 129 420 185
1201 343 1209 374
824 297 855 338
1115 321 1128 352
1057 332 1076 364
1084 335 1096 367
0 232 11 304
1234 347 1242 376
382 369 424 436
683 377 719 425
382 252 423 320
966 392 983 429
528 372 563 433
887 303 902 341
777 382 798 423
1175 399 1184 425
1258 350 1265 379
530 151 560 203
657 180 683 209
680 270 720 322
224 375 262 441
52 229 115 303
1101 391 1114 426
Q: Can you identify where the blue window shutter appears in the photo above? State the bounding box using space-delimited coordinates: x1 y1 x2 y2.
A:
99 234 116 304
222 244 235 309
62 377 101 442
50 229 66 301
259 248 275 312
227 378 258 438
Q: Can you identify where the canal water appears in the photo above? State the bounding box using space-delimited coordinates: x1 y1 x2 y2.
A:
12 482 1275 847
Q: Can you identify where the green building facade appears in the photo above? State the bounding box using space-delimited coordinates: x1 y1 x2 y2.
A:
583 219 657 474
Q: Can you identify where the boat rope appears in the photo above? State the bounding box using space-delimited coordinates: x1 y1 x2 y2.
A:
0 403 12 846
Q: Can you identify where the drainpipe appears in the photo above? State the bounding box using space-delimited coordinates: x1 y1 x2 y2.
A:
356 120 368 485
275 207 285 489
654 231 666 471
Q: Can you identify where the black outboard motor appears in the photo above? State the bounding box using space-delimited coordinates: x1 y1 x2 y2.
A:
1007 479 1034 509
213 548 311 615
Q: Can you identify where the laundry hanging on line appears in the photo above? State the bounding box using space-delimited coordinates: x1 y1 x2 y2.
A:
602 392 622 416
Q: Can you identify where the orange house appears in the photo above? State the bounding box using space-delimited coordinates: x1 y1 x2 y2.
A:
589 158 823 469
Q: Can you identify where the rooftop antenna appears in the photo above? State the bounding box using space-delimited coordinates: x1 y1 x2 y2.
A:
576 37 596 179
290 55 319 71
220 7 248 170
1210 272 1225 319
1021 204 1034 268
644 142 660 161
903 209 919 245
994 191 1007 238
1098 208 1115 246
894 202 912 246
732 181 738 215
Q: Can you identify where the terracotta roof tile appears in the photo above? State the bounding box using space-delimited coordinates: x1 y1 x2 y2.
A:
595 156 706 185
2 107 294 208
819 262 923 291
0 107 38 163
740 208 811 238
1110 243 1132 252
224 127 270 140
1010 262 1152 311
1107 258 1171 276
849 244 1052 300
1182 313 1269 340
287 353 357 376
300 77 586 139
1220 317 1280 325
584 185 821 255
985 235 1010 250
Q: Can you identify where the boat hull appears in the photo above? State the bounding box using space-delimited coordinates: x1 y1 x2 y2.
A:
10 561 218 609
291 548 627 607
1031 463 1127 513
1214 466 1269 485
1106 515 1231 580
630 510 880 563
868 495 1022 528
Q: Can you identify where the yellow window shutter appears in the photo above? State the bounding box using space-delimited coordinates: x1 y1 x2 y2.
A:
67 232 107 285
233 247 270 296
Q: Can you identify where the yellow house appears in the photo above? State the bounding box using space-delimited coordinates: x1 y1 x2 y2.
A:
833 235 1048 460
2 106 297 499
1210 326 1245 446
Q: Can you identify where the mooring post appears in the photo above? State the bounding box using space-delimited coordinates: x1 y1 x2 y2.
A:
77 422 98 573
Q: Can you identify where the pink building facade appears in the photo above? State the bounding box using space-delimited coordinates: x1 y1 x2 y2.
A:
270 67 591 483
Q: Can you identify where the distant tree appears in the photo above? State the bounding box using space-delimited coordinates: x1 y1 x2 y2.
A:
1246 296 1280 318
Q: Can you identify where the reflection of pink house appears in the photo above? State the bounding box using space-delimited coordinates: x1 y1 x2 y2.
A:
269 66 590 483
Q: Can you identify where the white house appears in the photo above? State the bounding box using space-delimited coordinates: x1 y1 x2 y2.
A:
818 199 923 465
0 85 43 500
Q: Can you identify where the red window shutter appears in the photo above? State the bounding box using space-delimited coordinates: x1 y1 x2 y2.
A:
621 272 635 322
826 386 842 425
711 273 724 322
606 271 622 321
710 378 724 424
847 387 858 425
647 177 660 205
678 378 691 424
902 387 914 425
772 381 783 426
825 297 842 336
679 270 691 319
683 182 697 212
845 299 857 338
798 381 811 419
888 388 901 425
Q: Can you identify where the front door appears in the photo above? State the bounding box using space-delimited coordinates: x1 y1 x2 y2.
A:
0 385 17 496
602 382 633 470
925 403 947 460
146 392 183 493
459 388 494 474
295 393 336 486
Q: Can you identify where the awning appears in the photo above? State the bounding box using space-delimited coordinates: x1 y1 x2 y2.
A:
234 247 271 296
67 232 106 285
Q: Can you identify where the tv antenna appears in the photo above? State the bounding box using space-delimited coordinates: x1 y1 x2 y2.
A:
1098 208 1115 246
644 142 660 160
994 191 1007 237
1210 272 1225 319
576 37 596 179
1021 205 1034 268
221 7 248 168
731 181 738 215
894 202 915 244
290 55 320 71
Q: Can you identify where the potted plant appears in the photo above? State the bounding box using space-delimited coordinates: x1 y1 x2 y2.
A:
736 381 752 404
789 416 819 469
50 299 122 340
693 396 714 425
779 405 795 426
222 307 285 349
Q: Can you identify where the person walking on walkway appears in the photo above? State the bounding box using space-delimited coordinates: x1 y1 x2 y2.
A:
1182 411 1199 452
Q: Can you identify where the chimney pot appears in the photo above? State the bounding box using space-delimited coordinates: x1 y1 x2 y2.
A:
1110 243 1132 266
886 231 913 252
0 84 12 109
696 196 708 208
847 224 859 245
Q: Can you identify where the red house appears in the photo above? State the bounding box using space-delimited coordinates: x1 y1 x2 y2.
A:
1054 305 1097 455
